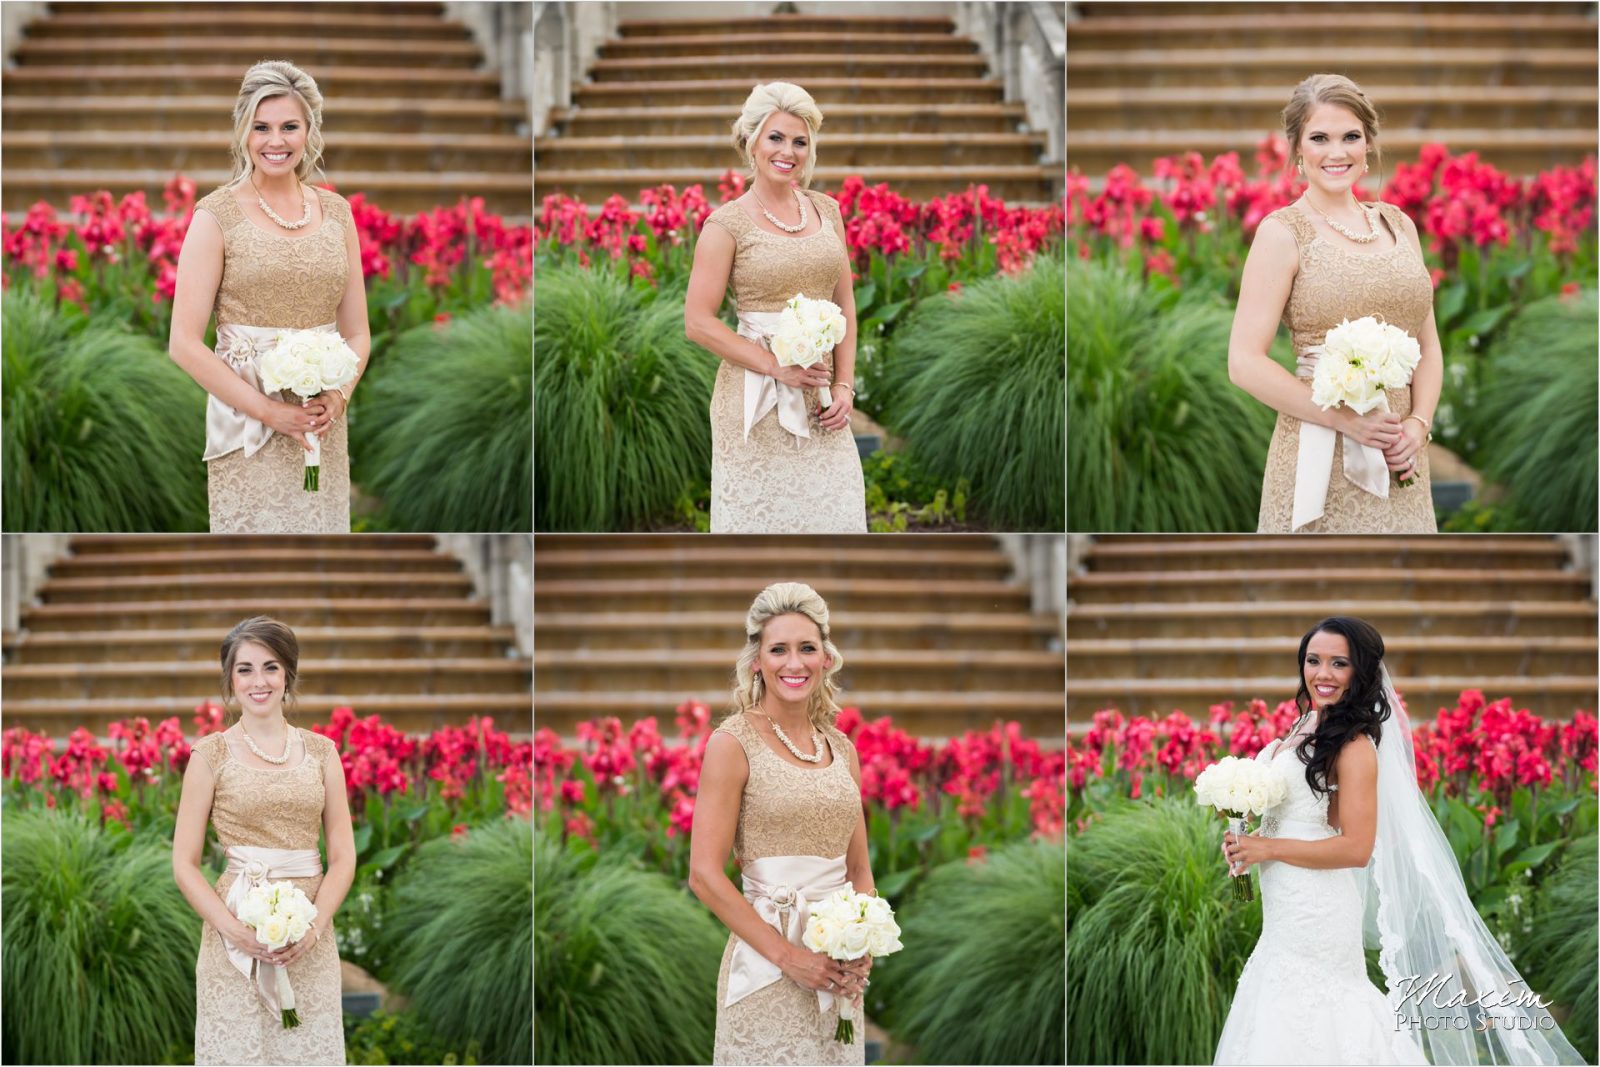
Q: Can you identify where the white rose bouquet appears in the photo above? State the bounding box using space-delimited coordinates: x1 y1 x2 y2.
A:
257 329 361 491
1194 756 1289 902
801 888 903 1043
1306 316 1423 486
770 293 847 414
236 880 319 1027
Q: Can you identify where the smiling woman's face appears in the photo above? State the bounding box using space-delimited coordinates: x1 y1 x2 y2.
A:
1298 102 1368 196
1303 630 1354 709
756 612 830 711
752 110 810 185
249 94 308 179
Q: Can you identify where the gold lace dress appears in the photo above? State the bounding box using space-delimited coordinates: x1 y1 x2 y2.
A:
1256 201 1438 533
701 191 868 533
711 713 866 1066
194 187 352 533
191 729 344 1066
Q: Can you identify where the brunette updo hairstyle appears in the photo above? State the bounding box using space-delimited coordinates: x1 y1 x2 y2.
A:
219 616 301 715
1291 616 1391 798
728 582 845 731
1281 73 1383 183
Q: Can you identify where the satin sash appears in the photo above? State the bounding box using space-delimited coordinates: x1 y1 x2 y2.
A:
1290 350 1392 531
204 322 339 461
737 310 833 441
724 853 852 1012
220 845 323 1014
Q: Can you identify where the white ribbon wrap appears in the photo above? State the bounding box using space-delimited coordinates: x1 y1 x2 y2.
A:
205 321 339 462
724 853 853 1014
1291 352 1392 531
220 845 323 1016
737 310 834 441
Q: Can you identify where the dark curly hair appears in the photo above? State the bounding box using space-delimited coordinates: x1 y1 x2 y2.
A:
1291 616 1390 798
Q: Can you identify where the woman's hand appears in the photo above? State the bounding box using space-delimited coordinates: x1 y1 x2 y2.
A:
265 922 326 969
770 359 831 391
1383 420 1427 475
260 398 324 452
312 389 347 426
840 953 873 1007
817 387 854 431
1223 830 1275 871
1338 408 1404 450
780 944 865 998
218 916 278 963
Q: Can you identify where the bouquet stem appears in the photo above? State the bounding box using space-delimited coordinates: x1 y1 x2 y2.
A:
1227 815 1254 902
282 1008 300 1029
834 1017 853 1044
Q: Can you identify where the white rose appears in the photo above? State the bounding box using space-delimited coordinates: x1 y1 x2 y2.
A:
867 923 903 957
258 913 290 949
838 921 871 960
804 915 837 953
289 365 323 400
286 913 311 941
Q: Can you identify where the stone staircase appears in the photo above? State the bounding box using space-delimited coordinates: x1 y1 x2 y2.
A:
2 2 531 216
534 535 1064 740
0 536 532 737
1067 1 1598 177
1067 536 1597 721
536 14 1059 204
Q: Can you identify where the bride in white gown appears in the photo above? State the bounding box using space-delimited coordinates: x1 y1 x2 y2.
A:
1215 617 1583 1066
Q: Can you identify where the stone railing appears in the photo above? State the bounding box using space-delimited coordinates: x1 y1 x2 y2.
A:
532 1 618 138
998 534 1067 635
447 1 535 127
1 535 71 634
958 0 1065 169
437 535 533 656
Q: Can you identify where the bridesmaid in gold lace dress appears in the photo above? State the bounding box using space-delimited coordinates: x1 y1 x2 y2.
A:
689 583 874 1065
685 83 868 533
173 617 354 1065
1228 74 1440 533
170 60 369 533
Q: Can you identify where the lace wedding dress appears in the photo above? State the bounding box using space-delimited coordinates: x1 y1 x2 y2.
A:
1214 735 1427 1065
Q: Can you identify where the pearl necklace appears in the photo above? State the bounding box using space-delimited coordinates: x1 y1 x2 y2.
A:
756 709 824 763
239 723 292 765
1306 198 1379 244
752 187 807 234
254 176 312 231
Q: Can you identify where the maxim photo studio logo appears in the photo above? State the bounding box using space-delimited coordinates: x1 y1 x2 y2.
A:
1391 974 1560 1033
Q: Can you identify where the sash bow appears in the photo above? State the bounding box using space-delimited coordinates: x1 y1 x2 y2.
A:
204 322 338 461
219 844 323 1014
737 311 833 441
1290 350 1393 531
725 853 852 1015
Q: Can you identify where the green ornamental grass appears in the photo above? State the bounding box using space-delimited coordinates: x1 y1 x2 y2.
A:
2 809 201 1065
382 818 532 1065
1517 834 1598 1062
535 829 726 1065
879 839 1064 1064
877 253 1065 531
2 288 209 531
353 303 532 531
1067 257 1283 531
1068 797 1260 1066
534 266 720 531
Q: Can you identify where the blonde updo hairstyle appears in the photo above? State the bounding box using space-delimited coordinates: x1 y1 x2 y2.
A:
219 615 301 720
730 82 824 191
730 582 845 731
1282 73 1382 184
227 60 327 188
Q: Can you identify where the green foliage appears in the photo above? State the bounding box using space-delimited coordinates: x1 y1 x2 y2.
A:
2 288 208 531
877 253 1064 530
534 827 725 1065
2 808 201 1064
862 447 971 532
875 839 1063 1064
383 818 531 1065
1067 257 1286 531
352 304 531 531
1068 797 1259 1065
1517 835 1598 1062
344 1009 481 1065
1454 289 1598 532
534 265 720 531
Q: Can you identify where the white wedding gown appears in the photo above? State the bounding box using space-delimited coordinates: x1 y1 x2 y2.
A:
1214 738 1427 1066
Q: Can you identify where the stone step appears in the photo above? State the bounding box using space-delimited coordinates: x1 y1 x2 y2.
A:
2 95 525 134
535 577 1030 614
589 54 989 83
60 1 446 13
4 658 530 701
12 36 480 68
5 130 532 174
535 132 1044 170
617 16 958 37
533 611 1059 651
1081 537 1570 573
3 64 501 98
3 625 517 663
1069 569 1590 604
39 572 474 604
1066 84 1598 132
571 77 1005 109
550 102 1028 138
1066 675 1597 719
1066 48 1597 90
4 693 530 738
2 168 531 216
534 165 1060 205
1067 12 1597 50
68 534 440 555
1066 126 1597 177
533 533 1002 550
535 690 1063 739
28 9 467 39
532 546 1012 581
52 548 462 579
1073 2 1588 17
1065 600 1597 640
22 598 491 631
600 31 977 58
534 648 1063 694
1067 635 1598 679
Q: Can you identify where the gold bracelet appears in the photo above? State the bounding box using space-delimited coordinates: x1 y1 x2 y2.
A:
1402 414 1433 443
